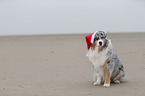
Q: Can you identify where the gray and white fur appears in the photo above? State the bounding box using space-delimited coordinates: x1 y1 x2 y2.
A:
87 31 127 87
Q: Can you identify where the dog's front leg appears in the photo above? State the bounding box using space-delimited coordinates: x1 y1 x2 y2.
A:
103 68 111 87
93 71 101 86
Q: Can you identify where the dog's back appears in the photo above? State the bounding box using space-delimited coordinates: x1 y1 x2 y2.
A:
106 46 127 82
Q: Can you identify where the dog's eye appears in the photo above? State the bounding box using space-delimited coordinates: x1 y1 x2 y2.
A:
101 36 105 39
107 60 110 63
95 37 99 40
95 36 99 39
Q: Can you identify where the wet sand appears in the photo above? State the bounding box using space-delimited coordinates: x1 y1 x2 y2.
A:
0 33 145 96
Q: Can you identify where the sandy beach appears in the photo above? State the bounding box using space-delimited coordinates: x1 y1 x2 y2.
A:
0 33 145 96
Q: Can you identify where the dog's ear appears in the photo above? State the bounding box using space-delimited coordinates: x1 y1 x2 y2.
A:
98 30 107 38
102 30 107 38
105 32 107 38
103 31 108 39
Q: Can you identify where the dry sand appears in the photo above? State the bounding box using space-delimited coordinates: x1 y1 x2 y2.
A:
0 33 145 96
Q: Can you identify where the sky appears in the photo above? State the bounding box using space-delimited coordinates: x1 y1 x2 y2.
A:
0 0 145 35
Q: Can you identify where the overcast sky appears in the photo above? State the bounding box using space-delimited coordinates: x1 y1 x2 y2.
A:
0 0 145 35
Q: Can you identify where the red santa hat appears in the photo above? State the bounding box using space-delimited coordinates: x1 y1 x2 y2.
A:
85 32 97 50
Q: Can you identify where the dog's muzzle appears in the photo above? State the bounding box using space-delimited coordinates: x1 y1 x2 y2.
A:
97 39 104 46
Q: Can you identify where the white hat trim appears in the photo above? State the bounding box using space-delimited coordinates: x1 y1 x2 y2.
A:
91 32 97 44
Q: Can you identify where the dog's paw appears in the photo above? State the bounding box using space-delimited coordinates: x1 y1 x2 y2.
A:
103 83 110 87
114 80 120 84
93 81 101 86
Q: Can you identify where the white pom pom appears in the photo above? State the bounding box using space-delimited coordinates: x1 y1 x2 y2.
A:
86 54 88 57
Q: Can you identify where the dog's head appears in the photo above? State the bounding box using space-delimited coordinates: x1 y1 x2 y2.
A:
91 31 108 51
93 31 107 46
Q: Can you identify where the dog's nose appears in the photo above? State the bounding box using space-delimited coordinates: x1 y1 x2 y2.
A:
99 41 102 46
97 40 104 47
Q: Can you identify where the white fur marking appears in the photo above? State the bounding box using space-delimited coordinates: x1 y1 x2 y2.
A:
103 83 110 87
94 81 101 86
91 32 97 44
97 39 104 46
88 46 109 69
87 40 113 86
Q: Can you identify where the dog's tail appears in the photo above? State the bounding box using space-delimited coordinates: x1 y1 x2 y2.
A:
119 75 127 83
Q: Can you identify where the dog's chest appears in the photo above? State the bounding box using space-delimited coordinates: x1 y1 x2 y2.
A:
88 47 108 69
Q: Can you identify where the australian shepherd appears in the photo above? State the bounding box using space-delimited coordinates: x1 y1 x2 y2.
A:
86 31 127 87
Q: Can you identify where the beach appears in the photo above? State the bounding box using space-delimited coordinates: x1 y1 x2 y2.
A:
0 33 145 96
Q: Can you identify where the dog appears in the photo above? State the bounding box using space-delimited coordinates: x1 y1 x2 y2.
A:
86 31 127 87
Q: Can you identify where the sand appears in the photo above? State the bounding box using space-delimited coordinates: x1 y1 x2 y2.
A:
0 33 145 96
